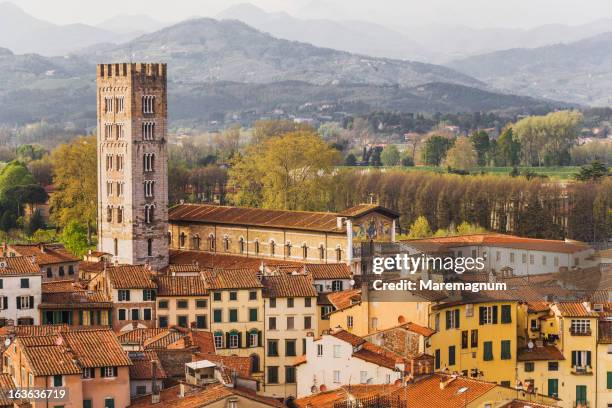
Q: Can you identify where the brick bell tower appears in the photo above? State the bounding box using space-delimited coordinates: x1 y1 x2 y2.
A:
97 63 169 270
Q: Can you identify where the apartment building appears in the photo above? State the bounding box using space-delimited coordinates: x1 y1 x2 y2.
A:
39 280 112 326
0 256 42 326
2 327 132 408
6 243 80 282
155 275 209 329
261 272 318 399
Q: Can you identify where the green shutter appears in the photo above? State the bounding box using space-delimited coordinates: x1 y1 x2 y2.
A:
492 306 498 324
448 346 455 366
548 379 558 397
501 305 511 323
607 372 612 389
484 341 493 361
576 385 587 404
105 398 115 408
479 307 485 325
501 340 511 359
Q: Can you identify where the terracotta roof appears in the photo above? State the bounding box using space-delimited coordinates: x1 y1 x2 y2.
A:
368 321 435 338
555 302 598 317
118 328 168 345
391 374 498 408
0 373 16 406
517 345 565 361
193 353 252 379
42 280 83 293
40 289 112 309
168 263 202 274
155 275 208 296
402 233 591 254
128 351 168 380
189 331 216 354
331 329 366 347
169 203 346 233
0 324 69 337
293 354 307 366
303 263 352 280
106 265 157 289
78 260 105 274
338 204 399 219
499 400 557 408
170 250 302 270
353 347 399 370
129 383 283 408
263 273 317 298
0 256 40 276
202 268 263 289
60 329 132 368
9 243 80 265
527 301 550 313
294 384 402 408
19 339 82 376
143 330 184 350
327 289 361 311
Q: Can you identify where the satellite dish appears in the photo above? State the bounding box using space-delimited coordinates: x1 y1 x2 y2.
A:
527 341 534 349
4 338 10 347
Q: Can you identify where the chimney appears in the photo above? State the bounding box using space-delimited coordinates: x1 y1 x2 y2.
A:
151 360 160 404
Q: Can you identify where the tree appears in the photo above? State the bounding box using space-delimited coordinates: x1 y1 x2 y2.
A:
574 161 609 182
380 145 400 166
50 136 97 243
422 136 452 166
407 216 432 239
0 161 36 198
24 210 45 236
444 137 477 172
214 124 241 162
401 153 414 167
16 144 46 162
60 220 90 256
497 128 520 166
456 221 486 235
470 131 490 166
345 154 357 166
229 131 341 210
251 120 312 145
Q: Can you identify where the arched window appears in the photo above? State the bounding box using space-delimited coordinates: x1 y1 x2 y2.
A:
239 237 245 254
270 240 276 256
335 246 342 262
117 207 123 224
208 234 215 251
302 243 308 259
147 239 153 256
192 234 201 250
223 236 230 252
250 353 260 373
285 242 292 257
144 205 154 224
319 245 325 260
179 232 186 248
254 240 260 255
107 206 113 223
248 329 259 348
228 330 240 349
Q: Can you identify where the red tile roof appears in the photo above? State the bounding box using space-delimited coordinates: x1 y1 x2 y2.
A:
59 329 132 367
517 345 565 361
0 256 40 276
155 275 208 296
9 243 80 265
128 351 168 380
303 263 352 280
169 204 346 233
106 265 157 289
555 302 598 317
262 273 317 298
294 384 402 408
331 329 366 347
170 250 302 270
202 268 263 289
338 204 399 219
117 328 168 346
499 400 557 408
327 289 361 311
193 353 252 379
143 330 184 350
0 373 17 406
403 233 591 254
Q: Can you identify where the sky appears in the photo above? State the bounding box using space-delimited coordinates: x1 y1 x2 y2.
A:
9 0 612 29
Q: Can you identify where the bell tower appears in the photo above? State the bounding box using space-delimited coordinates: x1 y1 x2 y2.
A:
96 63 169 270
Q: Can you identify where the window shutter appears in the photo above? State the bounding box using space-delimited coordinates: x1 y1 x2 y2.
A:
2 297 6 310
492 306 498 324
479 307 485 325
238 332 242 348
29 296 34 309
454 309 460 328
571 351 576 366
16 297 21 309
91 368 96 378
258 331 263 347
586 351 591 367
226 332 230 348
445 311 450 329
126 290 130 301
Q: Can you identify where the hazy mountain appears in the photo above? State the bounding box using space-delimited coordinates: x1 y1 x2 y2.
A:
0 2 144 55
217 3 431 61
80 18 481 88
219 3 612 63
0 18 567 128
96 14 167 35
448 32 612 106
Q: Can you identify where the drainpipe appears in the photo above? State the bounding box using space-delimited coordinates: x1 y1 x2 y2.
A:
346 219 353 265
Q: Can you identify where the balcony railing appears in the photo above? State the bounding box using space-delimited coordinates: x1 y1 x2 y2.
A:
571 365 593 375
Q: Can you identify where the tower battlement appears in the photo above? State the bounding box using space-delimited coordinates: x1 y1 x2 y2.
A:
97 63 167 79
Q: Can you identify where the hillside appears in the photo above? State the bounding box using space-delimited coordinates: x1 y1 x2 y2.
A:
449 32 612 106
0 18 568 128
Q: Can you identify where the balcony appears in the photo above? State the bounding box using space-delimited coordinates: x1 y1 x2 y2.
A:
571 365 593 375
570 328 591 336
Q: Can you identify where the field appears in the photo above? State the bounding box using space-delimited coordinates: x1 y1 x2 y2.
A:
342 166 581 180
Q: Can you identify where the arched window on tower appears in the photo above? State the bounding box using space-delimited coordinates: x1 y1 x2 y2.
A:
144 205 154 224
147 239 153 257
